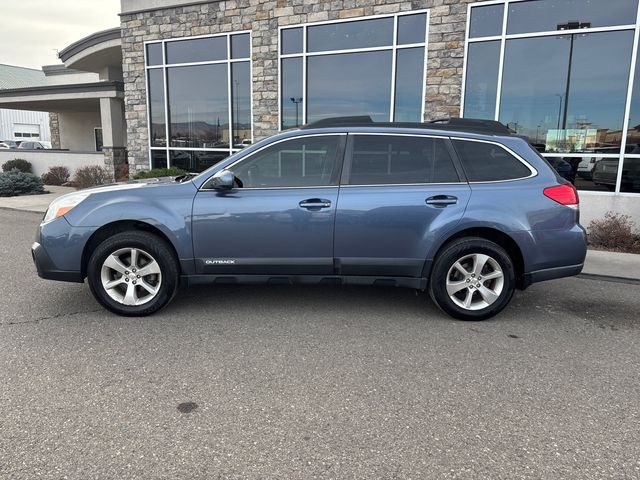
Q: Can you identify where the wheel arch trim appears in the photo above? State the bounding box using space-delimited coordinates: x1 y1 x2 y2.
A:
422 226 528 289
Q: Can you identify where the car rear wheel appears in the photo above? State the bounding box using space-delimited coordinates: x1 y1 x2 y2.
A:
87 231 179 316
429 237 515 321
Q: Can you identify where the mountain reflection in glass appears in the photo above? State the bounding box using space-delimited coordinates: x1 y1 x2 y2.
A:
167 64 229 149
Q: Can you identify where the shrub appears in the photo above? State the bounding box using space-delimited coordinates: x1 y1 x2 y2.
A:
41 166 70 186
588 211 640 254
0 169 45 197
72 165 111 190
115 163 130 182
133 167 187 180
2 158 32 173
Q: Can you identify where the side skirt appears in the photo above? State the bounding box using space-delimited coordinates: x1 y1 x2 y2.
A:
182 274 427 290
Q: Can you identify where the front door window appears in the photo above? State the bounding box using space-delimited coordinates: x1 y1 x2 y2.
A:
233 135 343 188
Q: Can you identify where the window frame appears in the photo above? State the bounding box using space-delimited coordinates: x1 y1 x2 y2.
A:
460 0 640 196
341 133 467 187
144 31 253 170
278 10 430 130
201 133 347 191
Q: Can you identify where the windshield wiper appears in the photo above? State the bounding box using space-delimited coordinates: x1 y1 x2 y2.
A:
174 173 198 183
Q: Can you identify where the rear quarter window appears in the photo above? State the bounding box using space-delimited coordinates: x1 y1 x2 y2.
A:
453 139 532 182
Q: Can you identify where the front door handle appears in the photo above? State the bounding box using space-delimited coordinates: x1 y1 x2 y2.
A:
299 198 332 210
426 195 458 207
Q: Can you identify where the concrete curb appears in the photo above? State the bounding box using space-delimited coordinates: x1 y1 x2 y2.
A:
0 186 75 214
578 273 640 286
582 250 640 282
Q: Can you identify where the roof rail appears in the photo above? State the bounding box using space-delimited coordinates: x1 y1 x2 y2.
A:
427 118 513 135
301 116 374 129
300 116 513 135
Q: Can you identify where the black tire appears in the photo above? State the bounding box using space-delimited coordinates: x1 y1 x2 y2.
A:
87 231 179 316
428 237 516 321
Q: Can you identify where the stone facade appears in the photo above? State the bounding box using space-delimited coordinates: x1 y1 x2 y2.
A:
103 146 129 181
120 0 476 172
49 113 61 150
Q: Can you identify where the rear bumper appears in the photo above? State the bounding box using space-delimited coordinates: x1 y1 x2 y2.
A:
522 262 584 289
32 242 83 283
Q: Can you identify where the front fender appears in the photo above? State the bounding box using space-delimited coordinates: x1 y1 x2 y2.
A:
63 182 196 261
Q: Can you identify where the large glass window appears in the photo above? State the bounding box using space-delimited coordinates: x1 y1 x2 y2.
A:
507 0 637 35
147 69 166 147
620 157 640 193
463 41 500 120
145 32 252 172
469 4 504 38
167 65 229 149
394 48 425 122
499 32 633 154
233 135 342 188
348 135 459 185
463 0 640 194
307 18 394 52
280 12 429 129
307 51 393 123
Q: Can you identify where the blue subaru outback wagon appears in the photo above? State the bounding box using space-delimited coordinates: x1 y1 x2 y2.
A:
32 117 587 320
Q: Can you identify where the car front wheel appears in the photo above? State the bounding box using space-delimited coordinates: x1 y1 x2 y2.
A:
429 237 516 321
87 231 179 316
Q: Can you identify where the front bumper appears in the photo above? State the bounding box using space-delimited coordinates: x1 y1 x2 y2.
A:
32 242 84 283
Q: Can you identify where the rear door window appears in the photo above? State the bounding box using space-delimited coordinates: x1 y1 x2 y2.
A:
346 135 460 185
452 139 532 182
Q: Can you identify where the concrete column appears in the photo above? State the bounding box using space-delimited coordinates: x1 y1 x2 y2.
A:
100 97 128 180
99 97 125 148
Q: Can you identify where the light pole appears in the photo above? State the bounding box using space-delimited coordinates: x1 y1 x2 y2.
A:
556 21 590 150
555 93 564 149
290 97 303 127
536 124 541 144
234 80 240 144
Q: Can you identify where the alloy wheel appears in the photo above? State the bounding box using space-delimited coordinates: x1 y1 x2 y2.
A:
100 247 162 306
445 253 504 311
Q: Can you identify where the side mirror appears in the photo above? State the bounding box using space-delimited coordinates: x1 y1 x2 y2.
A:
210 169 235 190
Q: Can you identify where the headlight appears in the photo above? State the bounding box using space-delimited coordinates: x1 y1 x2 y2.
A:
43 192 91 223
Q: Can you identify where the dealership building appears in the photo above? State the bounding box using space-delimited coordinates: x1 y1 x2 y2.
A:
1 0 640 223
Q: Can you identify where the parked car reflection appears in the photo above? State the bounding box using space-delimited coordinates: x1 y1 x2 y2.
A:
545 157 574 182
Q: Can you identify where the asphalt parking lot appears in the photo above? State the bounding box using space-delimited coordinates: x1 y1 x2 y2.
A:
1 208 639 479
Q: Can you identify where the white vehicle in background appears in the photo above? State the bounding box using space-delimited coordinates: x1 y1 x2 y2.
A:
577 157 597 180
0 142 10 149
577 145 640 181
17 141 46 150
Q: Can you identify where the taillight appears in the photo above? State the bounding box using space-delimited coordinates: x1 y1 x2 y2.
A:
544 184 579 208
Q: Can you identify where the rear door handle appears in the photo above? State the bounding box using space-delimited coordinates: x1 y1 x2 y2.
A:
426 195 458 207
299 198 332 210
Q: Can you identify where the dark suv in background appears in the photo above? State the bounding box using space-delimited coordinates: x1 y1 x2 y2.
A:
33 117 587 321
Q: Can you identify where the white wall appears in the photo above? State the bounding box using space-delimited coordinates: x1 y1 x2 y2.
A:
45 71 99 86
0 109 51 142
0 150 105 178
580 192 640 227
58 111 102 151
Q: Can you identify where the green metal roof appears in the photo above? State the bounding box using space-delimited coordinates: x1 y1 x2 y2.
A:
0 64 46 90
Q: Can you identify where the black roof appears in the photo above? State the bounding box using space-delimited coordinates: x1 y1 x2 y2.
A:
300 116 514 136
